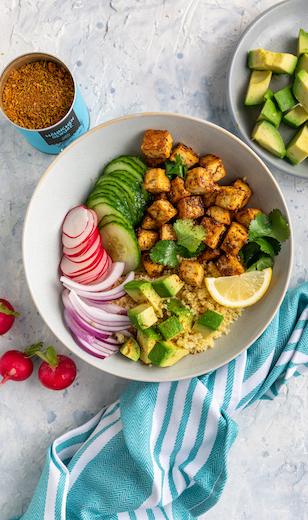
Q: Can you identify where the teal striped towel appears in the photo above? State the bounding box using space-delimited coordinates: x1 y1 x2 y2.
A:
12 282 308 520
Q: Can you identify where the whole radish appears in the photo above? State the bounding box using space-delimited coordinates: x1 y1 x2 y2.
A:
0 342 43 387
37 346 77 390
0 299 20 335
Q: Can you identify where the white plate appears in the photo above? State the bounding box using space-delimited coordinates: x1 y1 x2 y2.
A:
226 0 308 179
22 113 293 382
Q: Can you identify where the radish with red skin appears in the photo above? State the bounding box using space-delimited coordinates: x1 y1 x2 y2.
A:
0 299 20 335
0 342 43 387
61 211 96 249
62 205 89 238
37 346 77 390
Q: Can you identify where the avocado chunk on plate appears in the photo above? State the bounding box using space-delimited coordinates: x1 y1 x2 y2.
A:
124 280 162 316
286 122 308 165
293 69 308 113
120 337 140 361
244 70 272 105
127 303 158 330
273 85 297 113
137 326 162 364
157 315 184 340
248 48 298 75
251 120 286 159
151 274 184 298
257 98 282 128
166 298 194 331
148 340 189 367
192 309 224 338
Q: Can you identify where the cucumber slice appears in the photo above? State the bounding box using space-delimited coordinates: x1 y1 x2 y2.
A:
96 176 147 224
99 213 132 229
121 155 147 172
99 221 141 274
87 192 133 225
99 170 151 204
90 202 131 225
91 181 140 226
103 158 144 181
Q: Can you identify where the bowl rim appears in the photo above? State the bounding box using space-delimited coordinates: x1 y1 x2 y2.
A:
22 112 294 381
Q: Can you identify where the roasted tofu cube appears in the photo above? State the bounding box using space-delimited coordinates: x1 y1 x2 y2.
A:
177 196 205 219
153 192 168 201
144 168 171 194
200 216 227 250
159 223 177 241
137 228 159 251
206 205 232 225
184 167 215 195
216 253 245 276
141 212 158 230
202 185 220 209
197 246 221 263
235 208 262 229
199 154 226 182
142 253 165 277
169 176 191 204
169 142 199 168
221 222 248 256
178 260 204 287
215 186 247 211
147 199 177 226
232 178 253 209
141 130 173 161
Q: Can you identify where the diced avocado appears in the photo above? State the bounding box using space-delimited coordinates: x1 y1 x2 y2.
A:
120 337 140 361
251 120 286 159
148 340 189 367
151 274 184 298
298 28 308 57
244 70 272 105
248 48 298 75
273 85 297 112
157 315 184 340
264 88 274 100
293 69 308 112
192 310 224 338
295 53 308 76
257 98 282 128
127 303 157 330
286 123 308 165
166 298 194 331
124 280 162 316
282 105 308 128
137 326 162 364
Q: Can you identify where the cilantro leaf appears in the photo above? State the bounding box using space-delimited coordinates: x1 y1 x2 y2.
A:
246 255 274 272
165 154 188 180
248 213 272 240
254 237 281 257
239 242 261 268
268 209 290 242
150 240 179 267
176 242 205 258
173 219 207 253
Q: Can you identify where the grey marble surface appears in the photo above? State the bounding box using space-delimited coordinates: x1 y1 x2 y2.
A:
0 1 307 519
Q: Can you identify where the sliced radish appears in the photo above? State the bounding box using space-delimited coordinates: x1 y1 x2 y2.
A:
68 255 109 284
62 205 89 238
63 235 102 263
88 209 98 227
60 247 105 276
62 230 100 257
62 210 95 249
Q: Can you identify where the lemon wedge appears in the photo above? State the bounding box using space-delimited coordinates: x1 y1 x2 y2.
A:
205 268 272 308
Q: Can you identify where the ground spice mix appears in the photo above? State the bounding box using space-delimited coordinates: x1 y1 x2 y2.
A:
2 60 75 130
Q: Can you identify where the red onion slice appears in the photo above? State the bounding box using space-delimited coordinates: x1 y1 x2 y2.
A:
60 262 127 293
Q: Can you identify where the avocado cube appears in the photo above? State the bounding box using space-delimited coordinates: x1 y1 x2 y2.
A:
192 310 224 338
248 48 298 75
282 105 308 129
273 85 297 112
124 280 162 315
286 122 308 165
264 89 274 101
157 315 184 340
251 120 286 159
295 52 308 76
167 298 193 331
127 303 157 330
244 70 272 105
148 340 190 367
137 326 162 364
152 274 184 298
120 337 140 361
298 28 308 57
257 98 282 128
293 69 308 112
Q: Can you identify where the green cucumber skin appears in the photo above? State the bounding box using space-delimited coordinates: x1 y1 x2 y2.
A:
87 192 133 226
92 180 144 226
99 220 141 273
103 157 144 180
89 184 138 226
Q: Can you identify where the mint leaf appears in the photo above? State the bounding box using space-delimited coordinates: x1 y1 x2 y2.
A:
165 154 188 180
173 219 207 253
150 240 179 267
268 209 290 242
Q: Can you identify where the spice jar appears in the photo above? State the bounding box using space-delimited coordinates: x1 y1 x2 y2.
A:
0 52 90 154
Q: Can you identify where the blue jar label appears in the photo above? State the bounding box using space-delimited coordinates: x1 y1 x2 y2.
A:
39 109 81 145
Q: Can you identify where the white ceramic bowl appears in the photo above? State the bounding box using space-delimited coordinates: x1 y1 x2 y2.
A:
226 0 308 179
22 113 293 382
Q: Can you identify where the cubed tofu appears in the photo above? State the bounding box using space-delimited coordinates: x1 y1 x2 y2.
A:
141 130 173 161
232 178 253 209
215 186 247 211
169 176 191 204
199 154 226 182
200 216 227 249
142 253 165 277
177 196 205 219
160 223 178 241
147 199 178 226
220 222 248 256
216 253 245 276
235 208 262 229
169 142 199 167
153 192 168 201
197 246 221 263
141 212 158 230
137 228 159 251
184 167 215 195
144 168 171 194
206 205 232 225
202 185 221 209
178 260 204 287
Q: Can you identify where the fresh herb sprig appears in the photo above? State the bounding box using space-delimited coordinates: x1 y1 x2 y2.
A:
239 209 290 271
150 219 207 267
165 154 188 180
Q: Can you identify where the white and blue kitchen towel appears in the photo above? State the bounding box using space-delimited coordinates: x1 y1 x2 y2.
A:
12 282 308 520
